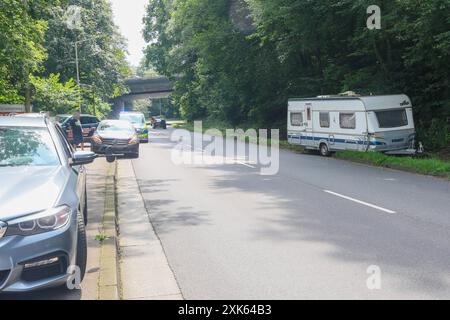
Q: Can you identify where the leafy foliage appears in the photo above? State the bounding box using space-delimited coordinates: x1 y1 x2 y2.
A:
42 0 131 101
0 0 130 115
30 73 79 114
0 0 54 104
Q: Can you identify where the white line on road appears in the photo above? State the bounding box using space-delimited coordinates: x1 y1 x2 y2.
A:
190 145 257 169
237 161 256 169
323 190 397 214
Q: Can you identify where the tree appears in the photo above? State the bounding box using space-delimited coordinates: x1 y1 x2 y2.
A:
30 73 79 114
1 0 130 116
135 59 160 78
42 0 131 102
0 0 56 108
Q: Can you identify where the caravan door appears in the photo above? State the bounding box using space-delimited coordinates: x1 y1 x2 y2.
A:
304 104 314 147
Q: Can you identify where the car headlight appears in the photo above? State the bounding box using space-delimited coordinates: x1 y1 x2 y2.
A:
5 205 72 237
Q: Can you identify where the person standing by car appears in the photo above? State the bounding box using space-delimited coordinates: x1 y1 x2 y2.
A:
68 111 84 150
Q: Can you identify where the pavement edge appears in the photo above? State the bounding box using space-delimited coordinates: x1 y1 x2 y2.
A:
97 161 120 300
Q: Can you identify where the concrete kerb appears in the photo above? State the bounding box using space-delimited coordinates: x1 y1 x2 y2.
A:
97 161 120 300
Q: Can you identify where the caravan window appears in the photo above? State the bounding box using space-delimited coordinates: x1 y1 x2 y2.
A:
291 113 303 126
340 113 356 129
376 109 408 128
320 112 330 128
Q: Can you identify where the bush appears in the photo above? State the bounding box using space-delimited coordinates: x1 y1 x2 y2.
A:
417 118 450 151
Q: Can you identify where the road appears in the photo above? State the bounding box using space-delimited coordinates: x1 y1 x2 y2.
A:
132 127 450 299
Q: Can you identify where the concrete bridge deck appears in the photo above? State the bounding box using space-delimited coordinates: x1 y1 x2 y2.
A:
113 76 174 114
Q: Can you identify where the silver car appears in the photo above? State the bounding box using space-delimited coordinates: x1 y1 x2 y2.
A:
0 116 96 293
91 120 140 163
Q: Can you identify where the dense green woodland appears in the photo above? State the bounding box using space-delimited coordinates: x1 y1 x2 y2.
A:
0 0 130 117
143 0 450 151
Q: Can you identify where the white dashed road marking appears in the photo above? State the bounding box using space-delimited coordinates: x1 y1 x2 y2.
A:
323 190 397 214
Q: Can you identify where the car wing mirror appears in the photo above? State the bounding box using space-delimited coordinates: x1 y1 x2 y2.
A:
71 151 97 166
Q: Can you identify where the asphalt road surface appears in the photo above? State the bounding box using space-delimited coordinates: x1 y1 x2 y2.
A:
132 127 450 299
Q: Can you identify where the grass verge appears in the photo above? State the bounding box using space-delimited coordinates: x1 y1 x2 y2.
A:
335 151 450 179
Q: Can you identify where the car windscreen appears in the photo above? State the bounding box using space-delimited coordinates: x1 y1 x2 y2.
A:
0 127 60 167
376 109 408 128
120 114 145 124
98 121 135 133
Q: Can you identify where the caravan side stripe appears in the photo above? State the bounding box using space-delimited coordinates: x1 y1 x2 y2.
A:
288 135 385 146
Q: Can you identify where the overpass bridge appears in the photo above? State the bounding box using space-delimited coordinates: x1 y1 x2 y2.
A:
113 76 174 115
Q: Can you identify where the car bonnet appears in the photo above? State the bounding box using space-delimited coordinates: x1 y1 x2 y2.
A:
0 166 69 221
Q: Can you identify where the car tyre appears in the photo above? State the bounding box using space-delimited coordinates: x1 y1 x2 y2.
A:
83 187 88 226
319 143 331 157
76 212 87 282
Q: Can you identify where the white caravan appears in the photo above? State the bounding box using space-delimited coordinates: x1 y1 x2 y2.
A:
287 94 416 156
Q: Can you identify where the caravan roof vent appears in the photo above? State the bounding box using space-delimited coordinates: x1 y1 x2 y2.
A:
339 91 360 97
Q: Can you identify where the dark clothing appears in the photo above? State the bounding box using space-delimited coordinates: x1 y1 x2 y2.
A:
69 117 83 145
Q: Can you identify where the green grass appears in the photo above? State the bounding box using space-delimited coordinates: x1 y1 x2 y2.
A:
95 234 110 243
335 151 450 178
172 121 193 131
278 140 306 153
166 119 187 126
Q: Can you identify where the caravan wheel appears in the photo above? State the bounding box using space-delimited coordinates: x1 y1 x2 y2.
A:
319 143 331 157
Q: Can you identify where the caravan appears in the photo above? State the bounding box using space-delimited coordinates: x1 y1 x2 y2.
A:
287 94 416 156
